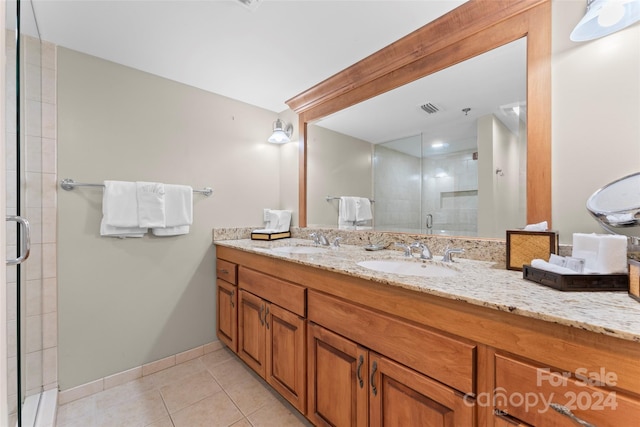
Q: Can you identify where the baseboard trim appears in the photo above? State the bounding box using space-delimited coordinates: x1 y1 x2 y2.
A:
58 340 222 405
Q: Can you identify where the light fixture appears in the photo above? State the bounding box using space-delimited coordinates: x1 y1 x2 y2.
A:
431 142 449 149
570 0 640 42
268 119 293 144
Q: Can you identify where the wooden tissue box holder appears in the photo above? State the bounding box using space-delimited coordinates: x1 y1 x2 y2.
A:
506 230 558 271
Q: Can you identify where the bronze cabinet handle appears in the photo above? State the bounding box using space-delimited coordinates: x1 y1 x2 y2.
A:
356 355 364 388
259 304 265 326
230 290 235 308
550 403 597 427
265 306 270 329
370 361 378 396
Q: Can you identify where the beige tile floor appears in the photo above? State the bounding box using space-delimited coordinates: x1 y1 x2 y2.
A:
56 347 313 427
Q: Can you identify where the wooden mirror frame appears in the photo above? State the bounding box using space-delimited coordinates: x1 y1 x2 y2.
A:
287 0 551 230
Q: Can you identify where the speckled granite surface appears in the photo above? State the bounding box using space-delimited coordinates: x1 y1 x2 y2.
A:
213 229 640 343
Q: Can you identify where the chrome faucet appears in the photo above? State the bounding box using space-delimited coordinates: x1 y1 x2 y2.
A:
310 232 330 246
442 248 464 262
332 237 342 248
410 241 433 260
394 243 412 257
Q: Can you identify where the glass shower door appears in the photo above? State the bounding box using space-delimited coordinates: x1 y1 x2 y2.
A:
5 0 45 425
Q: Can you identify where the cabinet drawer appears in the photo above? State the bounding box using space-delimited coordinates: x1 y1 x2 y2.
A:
239 267 306 317
217 259 237 284
495 353 640 426
308 290 476 394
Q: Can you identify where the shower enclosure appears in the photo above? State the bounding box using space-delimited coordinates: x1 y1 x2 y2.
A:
5 0 57 425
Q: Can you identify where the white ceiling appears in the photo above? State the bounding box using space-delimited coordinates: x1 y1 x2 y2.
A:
29 0 467 113
24 0 526 153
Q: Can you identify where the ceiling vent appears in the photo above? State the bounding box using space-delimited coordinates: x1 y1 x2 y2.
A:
420 102 441 115
235 0 263 11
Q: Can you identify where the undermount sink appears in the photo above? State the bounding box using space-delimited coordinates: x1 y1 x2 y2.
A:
271 246 327 254
357 259 458 278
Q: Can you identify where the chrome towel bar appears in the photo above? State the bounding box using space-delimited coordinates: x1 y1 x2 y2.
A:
60 178 213 196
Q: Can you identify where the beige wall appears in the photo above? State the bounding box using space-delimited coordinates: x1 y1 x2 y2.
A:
552 1 640 243
306 124 373 227
57 48 285 389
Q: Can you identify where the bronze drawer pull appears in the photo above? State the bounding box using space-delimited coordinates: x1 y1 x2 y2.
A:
370 361 378 396
259 304 265 326
356 355 364 388
550 403 597 427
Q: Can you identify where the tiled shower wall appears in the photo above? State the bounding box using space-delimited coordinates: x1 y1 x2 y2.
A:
373 144 421 232
422 149 478 234
5 31 58 416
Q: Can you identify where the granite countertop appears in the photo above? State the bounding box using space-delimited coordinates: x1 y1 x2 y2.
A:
214 237 640 343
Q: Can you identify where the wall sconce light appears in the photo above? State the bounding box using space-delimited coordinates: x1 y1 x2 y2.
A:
268 119 293 144
571 0 640 42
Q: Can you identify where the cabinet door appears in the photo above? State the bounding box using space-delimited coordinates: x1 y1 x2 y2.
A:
307 322 368 427
495 353 640 427
216 279 237 352
369 352 475 427
238 290 266 377
266 303 306 413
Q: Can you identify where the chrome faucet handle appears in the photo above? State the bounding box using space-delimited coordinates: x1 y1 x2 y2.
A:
394 243 412 257
411 241 433 260
332 237 342 248
309 232 319 245
442 248 464 262
310 232 329 246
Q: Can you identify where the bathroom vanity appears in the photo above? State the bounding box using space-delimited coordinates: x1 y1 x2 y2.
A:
214 237 640 427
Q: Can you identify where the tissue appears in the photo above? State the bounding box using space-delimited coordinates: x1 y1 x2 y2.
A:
523 221 548 231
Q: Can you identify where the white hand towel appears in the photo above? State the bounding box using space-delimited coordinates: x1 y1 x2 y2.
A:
531 259 577 275
136 182 166 228
571 233 600 271
270 210 292 232
355 197 373 221
152 184 192 236
572 233 628 274
102 180 139 227
594 234 627 274
337 197 356 229
100 222 146 238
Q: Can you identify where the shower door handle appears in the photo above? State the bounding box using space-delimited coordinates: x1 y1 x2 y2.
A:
6 216 31 265
425 214 433 229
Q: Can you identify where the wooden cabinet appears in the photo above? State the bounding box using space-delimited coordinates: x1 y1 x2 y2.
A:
238 267 307 413
215 245 640 427
307 322 475 427
494 353 640 427
238 289 266 373
216 259 238 352
307 322 368 427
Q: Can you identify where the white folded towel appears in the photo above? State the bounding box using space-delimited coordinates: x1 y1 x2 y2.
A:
355 197 373 221
339 197 357 223
270 210 292 232
102 180 140 228
152 184 192 236
572 233 628 274
100 222 146 238
531 259 578 275
136 182 166 228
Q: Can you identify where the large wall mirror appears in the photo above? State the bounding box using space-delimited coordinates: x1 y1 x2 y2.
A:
287 0 551 237
307 37 526 238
